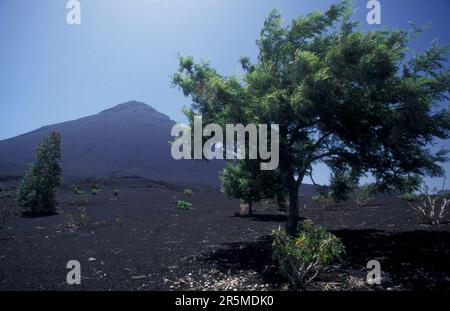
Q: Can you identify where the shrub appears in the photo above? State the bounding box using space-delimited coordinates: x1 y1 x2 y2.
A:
354 184 377 208
183 188 193 196
399 192 418 202
272 221 345 289
17 132 62 214
177 200 193 210
113 188 120 196
311 194 322 202
402 182 450 225
77 205 88 224
65 196 88 230
311 191 336 209
72 186 85 195
0 191 11 199
91 186 101 195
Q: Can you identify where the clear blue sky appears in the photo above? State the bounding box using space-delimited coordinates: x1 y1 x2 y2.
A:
0 0 449 187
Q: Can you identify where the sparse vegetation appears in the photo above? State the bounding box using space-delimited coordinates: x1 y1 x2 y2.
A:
399 193 417 202
91 186 102 195
354 184 377 208
72 186 85 195
77 205 88 224
272 221 345 290
17 132 62 215
312 192 337 209
0 190 12 199
183 188 193 196
402 180 450 225
177 200 193 210
65 196 89 230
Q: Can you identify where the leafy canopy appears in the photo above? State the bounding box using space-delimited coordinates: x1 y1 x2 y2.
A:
173 1 450 234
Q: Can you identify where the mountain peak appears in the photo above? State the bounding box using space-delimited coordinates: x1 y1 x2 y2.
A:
100 100 156 114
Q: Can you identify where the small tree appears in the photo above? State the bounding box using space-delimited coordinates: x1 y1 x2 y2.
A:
221 161 287 215
18 132 62 214
220 162 261 215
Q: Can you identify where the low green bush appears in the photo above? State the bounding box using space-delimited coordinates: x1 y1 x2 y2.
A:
65 196 89 230
399 192 418 202
272 221 345 289
311 192 336 209
183 188 193 196
91 187 101 195
72 186 85 195
177 200 193 210
0 191 12 199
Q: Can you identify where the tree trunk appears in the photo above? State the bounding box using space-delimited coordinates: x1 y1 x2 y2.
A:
286 175 300 236
248 202 253 216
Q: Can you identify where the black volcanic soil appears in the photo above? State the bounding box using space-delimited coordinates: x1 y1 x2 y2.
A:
0 177 449 291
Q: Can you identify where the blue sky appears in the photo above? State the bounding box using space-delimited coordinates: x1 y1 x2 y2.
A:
0 0 449 187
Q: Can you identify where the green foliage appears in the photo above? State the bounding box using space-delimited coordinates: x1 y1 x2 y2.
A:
220 161 287 213
399 192 418 202
220 162 260 206
312 191 336 209
0 191 12 199
272 221 345 289
183 188 193 196
311 194 322 202
17 132 62 214
177 200 193 210
78 205 88 223
72 186 85 195
173 1 450 234
91 186 101 195
355 184 377 207
65 196 88 230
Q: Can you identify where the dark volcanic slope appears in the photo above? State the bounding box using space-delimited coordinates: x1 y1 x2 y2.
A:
0 101 223 184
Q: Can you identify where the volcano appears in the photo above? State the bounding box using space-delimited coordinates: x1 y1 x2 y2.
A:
0 101 223 184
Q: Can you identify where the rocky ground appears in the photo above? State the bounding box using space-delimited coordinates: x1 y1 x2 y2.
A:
0 176 449 291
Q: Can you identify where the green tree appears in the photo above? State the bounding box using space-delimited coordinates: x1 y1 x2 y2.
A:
18 132 62 214
221 160 287 215
220 161 261 215
173 1 450 235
